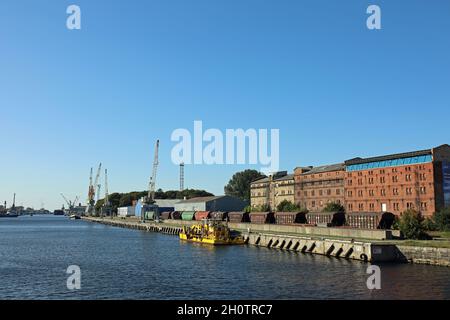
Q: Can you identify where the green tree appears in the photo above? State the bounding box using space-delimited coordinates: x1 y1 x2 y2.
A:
433 207 450 231
322 202 345 213
398 209 428 240
276 200 302 212
224 169 264 202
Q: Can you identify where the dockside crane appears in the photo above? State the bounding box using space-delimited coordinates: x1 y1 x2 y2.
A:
142 140 159 222
93 163 102 215
102 168 112 217
86 163 101 216
147 140 159 204
60 194 79 215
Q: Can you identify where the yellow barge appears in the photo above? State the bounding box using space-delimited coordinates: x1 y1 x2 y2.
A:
179 220 245 245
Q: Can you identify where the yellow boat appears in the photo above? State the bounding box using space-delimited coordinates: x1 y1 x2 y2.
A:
179 219 245 245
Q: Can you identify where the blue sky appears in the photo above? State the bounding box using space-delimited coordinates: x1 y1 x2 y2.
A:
1 0 449 210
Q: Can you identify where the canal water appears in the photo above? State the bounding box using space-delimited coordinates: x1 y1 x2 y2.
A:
1 215 449 300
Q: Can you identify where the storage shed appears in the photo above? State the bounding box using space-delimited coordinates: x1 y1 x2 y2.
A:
174 195 247 212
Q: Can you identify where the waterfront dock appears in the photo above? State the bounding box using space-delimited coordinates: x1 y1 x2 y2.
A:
82 217 450 266
82 217 401 263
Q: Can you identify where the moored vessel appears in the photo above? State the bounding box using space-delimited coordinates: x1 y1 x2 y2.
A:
179 219 245 245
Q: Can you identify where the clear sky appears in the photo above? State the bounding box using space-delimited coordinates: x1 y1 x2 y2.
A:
1 0 449 210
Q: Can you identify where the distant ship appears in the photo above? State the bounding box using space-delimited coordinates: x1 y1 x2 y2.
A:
53 210 65 216
0 211 19 218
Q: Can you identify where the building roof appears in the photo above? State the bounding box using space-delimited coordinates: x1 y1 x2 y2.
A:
251 176 269 184
301 163 344 175
274 173 295 181
176 196 227 204
344 149 432 165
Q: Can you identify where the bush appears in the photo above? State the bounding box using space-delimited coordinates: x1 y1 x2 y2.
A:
251 204 270 212
422 217 438 231
433 207 450 231
322 202 345 213
276 200 301 212
398 209 428 240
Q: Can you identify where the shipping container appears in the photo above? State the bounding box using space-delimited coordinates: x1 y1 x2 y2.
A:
228 212 250 223
181 211 196 221
346 212 395 230
145 211 156 220
249 212 275 224
117 206 135 218
274 212 307 225
210 211 228 221
306 211 345 227
171 211 182 220
160 211 171 220
194 211 211 221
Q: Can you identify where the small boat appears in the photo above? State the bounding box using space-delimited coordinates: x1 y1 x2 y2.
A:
179 219 245 245
69 214 81 220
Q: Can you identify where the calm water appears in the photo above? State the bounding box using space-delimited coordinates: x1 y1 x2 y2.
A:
0 215 449 300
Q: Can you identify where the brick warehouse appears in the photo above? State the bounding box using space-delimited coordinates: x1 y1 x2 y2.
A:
344 144 450 217
250 144 450 217
294 164 345 211
250 171 295 210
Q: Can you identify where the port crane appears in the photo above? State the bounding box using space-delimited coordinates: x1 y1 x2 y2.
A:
86 163 102 216
101 168 112 217
60 193 79 214
142 140 159 222
147 140 159 204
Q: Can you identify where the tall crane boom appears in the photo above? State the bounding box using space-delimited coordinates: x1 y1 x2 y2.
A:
94 163 102 201
61 193 71 208
104 169 109 206
88 167 94 205
147 140 159 203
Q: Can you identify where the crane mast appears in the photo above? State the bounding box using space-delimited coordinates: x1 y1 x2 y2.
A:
104 169 109 207
147 140 159 203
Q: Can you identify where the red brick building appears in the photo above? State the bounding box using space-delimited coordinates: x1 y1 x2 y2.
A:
294 164 345 211
344 144 450 217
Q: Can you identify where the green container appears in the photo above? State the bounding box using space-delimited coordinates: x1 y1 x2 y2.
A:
145 211 156 220
181 211 196 221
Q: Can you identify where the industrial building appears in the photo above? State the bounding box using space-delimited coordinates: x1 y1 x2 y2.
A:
250 171 295 210
174 195 248 212
344 144 450 217
294 163 345 211
134 198 180 219
250 144 450 217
